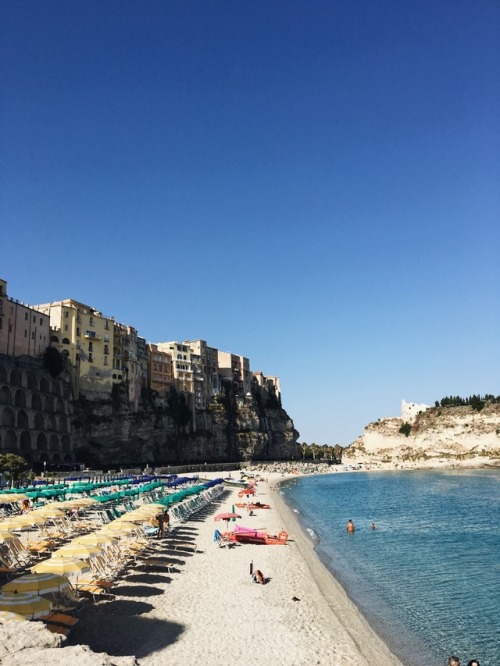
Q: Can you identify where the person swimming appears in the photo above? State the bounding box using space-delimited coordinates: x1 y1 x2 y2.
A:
347 519 355 533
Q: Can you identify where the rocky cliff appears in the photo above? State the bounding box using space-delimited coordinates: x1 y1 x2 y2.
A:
72 384 299 468
344 403 500 464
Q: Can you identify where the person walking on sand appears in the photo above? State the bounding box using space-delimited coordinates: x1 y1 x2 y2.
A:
347 519 355 533
155 511 165 538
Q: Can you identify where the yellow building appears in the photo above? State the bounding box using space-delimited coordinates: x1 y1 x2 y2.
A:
33 299 115 395
0 279 50 358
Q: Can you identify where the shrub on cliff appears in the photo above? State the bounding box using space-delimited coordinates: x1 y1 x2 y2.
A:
399 422 412 437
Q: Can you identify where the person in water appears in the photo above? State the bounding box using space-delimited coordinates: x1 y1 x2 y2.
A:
370 522 376 530
448 657 460 666
466 660 480 666
347 519 355 533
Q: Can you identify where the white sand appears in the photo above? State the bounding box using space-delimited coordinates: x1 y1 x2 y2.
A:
6 472 400 666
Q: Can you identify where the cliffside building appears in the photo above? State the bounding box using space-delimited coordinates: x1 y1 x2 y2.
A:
218 351 251 397
147 344 173 393
32 299 116 396
0 279 50 358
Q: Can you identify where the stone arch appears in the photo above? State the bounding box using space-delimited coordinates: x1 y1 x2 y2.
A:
47 413 57 430
52 381 61 397
10 369 22 386
50 335 59 343
0 386 12 405
14 389 26 408
64 453 73 462
17 410 29 428
58 415 68 433
45 396 55 412
62 338 70 345
56 398 66 413
40 377 50 393
2 406 15 427
20 431 31 452
34 412 45 429
5 429 17 449
31 393 42 410
52 453 62 463
0 364 8 383
27 373 38 390
61 435 71 452
49 434 60 451
36 433 48 451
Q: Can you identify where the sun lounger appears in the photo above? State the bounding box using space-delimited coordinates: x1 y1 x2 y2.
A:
41 612 79 627
44 623 71 637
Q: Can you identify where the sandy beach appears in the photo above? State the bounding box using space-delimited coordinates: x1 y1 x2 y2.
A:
1 469 403 665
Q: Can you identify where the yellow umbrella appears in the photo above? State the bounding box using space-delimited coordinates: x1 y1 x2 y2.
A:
0 592 52 619
53 544 103 559
59 497 98 507
0 531 18 542
32 506 66 518
0 610 27 623
2 573 70 595
100 521 138 533
31 557 90 577
0 494 28 503
73 533 119 546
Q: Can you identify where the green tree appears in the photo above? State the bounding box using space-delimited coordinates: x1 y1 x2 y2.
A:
0 453 29 486
300 442 308 459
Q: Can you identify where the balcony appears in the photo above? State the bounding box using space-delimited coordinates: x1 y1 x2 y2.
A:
84 331 101 340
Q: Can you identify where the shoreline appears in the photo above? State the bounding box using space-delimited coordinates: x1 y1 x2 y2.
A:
270 473 403 665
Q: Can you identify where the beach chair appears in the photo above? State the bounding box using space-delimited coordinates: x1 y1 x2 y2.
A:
213 530 234 549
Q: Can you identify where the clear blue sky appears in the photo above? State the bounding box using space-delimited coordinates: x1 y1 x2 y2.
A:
2 1 499 446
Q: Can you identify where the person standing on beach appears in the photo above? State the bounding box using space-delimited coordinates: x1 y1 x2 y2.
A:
156 511 165 538
163 509 170 534
347 519 355 533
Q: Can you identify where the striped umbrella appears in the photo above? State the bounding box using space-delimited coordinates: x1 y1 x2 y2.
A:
53 544 103 559
73 533 119 546
31 557 90 577
0 592 52 619
1 573 70 595
0 610 27 623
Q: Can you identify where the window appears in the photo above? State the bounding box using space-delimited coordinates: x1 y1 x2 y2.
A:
64 311 68 318
89 317 94 327
88 353 93 363
40 318 43 325
76 328 80 336
32 332 35 339
33 315 36 323
64 324 68 331
25 312 28 320
104 356 108 365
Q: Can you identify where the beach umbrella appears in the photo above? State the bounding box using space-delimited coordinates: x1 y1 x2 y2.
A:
0 592 52 619
73 533 119 546
31 506 66 518
53 544 103 559
0 494 28 503
100 521 138 533
238 488 255 497
0 531 18 542
214 512 242 530
1 573 70 595
0 610 27 623
31 557 90 577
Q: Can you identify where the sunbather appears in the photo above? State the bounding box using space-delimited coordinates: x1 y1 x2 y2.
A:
253 569 266 585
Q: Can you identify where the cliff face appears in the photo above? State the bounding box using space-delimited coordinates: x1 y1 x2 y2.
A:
344 403 500 464
72 385 299 467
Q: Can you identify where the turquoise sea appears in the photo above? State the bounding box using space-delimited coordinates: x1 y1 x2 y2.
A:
281 469 499 666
